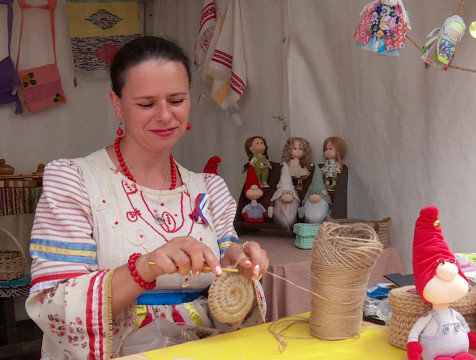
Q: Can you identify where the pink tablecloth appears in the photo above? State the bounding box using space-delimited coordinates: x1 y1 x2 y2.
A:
241 230 404 321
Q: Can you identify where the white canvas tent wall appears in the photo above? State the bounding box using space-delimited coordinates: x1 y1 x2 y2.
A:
1 0 476 284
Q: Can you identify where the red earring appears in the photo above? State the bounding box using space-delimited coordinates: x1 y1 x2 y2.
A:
186 123 192 130
117 119 124 137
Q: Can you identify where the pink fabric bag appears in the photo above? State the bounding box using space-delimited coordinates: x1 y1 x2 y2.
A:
16 0 66 112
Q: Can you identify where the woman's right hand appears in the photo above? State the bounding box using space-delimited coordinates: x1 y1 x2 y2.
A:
143 236 222 280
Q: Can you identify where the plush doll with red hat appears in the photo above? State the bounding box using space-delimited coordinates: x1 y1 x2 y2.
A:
407 206 476 360
203 156 221 175
241 165 268 223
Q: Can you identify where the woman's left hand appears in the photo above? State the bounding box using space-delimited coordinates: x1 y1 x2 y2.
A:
221 241 269 281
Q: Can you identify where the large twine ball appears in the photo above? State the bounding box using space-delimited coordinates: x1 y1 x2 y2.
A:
208 271 255 324
310 222 383 340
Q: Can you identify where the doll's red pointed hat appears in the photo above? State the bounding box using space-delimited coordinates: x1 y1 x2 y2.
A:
244 165 262 193
413 206 468 302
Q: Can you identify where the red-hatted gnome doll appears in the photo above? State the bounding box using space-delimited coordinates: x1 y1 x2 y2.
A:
241 165 268 223
268 163 300 231
203 156 221 175
407 206 476 360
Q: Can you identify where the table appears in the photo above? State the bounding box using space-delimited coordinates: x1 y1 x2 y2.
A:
118 313 406 360
241 230 404 322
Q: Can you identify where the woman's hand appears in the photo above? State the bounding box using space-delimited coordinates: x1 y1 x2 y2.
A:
221 241 269 281
143 236 222 281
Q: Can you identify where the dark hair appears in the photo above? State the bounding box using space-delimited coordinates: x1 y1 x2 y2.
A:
243 136 269 172
110 36 192 97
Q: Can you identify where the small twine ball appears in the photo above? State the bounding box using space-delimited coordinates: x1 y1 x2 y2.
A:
208 271 255 324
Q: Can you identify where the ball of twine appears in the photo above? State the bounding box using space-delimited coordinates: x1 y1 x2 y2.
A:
310 222 383 340
208 271 255 324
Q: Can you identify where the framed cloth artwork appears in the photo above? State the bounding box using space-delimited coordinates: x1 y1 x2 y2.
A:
65 0 141 73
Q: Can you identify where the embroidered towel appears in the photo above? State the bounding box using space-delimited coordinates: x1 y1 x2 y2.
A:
202 0 247 125
194 0 217 74
65 0 141 73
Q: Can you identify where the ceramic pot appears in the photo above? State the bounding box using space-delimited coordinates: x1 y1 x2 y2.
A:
0 159 14 175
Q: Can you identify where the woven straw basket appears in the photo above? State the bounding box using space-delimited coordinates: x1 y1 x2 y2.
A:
0 227 26 281
325 215 392 247
388 285 476 350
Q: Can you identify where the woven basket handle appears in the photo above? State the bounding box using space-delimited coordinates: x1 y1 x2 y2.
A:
373 222 380 232
0 227 25 258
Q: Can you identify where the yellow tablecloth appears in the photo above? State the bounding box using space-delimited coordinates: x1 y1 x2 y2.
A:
142 314 407 360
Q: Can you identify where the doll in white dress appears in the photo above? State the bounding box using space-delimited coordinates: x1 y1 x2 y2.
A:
321 137 347 191
281 137 312 191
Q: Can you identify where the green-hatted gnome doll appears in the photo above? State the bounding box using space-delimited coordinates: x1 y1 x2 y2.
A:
407 206 476 360
298 169 332 223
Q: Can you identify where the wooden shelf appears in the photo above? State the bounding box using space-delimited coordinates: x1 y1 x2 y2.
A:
0 174 43 188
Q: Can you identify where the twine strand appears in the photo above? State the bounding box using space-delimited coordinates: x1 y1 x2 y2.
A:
455 0 467 15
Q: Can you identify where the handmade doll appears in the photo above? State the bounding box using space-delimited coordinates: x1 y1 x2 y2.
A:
354 0 411 56
282 137 312 191
241 165 268 223
407 206 476 360
203 156 221 175
421 15 466 71
298 169 331 224
321 136 347 191
268 163 300 231
244 136 272 188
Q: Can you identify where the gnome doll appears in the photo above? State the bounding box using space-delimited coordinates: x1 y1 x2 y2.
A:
203 156 221 175
268 163 300 231
241 165 268 223
407 206 476 360
298 169 332 223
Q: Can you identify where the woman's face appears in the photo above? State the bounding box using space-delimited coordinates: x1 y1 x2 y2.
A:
290 140 305 159
110 60 191 153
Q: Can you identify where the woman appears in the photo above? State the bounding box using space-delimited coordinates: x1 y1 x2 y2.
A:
26 36 269 359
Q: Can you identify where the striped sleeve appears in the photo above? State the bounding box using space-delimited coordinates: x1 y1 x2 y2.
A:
30 159 96 292
204 173 240 256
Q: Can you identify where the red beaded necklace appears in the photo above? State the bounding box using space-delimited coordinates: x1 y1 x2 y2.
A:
114 137 177 190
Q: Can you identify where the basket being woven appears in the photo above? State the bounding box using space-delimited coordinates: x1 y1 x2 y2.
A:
388 285 476 350
325 214 392 247
208 271 255 324
0 228 26 281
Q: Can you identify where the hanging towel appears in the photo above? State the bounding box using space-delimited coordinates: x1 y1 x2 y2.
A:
65 0 140 73
203 0 246 126
194 0 217 74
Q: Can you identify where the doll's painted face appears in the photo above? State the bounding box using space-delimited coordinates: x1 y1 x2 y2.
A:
422 260 469 306
245 185 264 201
290 140 305 159
249 137 266 156
324 141 337 160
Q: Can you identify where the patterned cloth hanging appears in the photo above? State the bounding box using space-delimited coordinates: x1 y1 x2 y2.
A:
354 0 411 56
194 0 247 126
65 0 141 73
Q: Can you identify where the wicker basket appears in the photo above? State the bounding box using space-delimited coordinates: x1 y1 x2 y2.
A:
325 214 392 247
0 228 26 281
388 285 476 350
